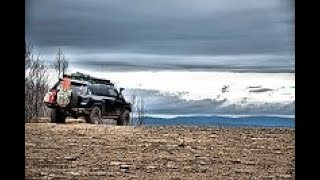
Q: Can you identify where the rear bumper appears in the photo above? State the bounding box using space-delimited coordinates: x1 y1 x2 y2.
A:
45 103 91 115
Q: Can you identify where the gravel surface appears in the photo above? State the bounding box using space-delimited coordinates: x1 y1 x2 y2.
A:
25 123 295 179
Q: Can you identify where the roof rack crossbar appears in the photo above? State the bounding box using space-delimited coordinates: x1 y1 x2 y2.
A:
62 72 114 86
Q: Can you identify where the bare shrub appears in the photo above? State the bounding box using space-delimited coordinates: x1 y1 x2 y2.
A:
129 93 146 126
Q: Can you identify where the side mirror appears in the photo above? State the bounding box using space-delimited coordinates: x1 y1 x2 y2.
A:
119 88 124 93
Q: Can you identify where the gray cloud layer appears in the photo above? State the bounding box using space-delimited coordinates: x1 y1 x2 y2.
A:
122 88 294 115
26 0 294 72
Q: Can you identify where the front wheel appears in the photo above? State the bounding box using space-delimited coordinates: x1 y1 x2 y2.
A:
117 109 130 126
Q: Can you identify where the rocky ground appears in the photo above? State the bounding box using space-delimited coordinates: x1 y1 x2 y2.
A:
25 122 295 179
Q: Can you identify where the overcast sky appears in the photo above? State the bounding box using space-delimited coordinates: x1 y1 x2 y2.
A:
26 0 294 72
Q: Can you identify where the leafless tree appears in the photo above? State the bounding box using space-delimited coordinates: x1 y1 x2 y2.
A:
25 42 50 122
53 48 69 78
25 43 71 122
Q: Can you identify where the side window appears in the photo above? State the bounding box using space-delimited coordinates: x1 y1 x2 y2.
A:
89 85 99 95
97 85 104 96
100 85 110 96
108 88 118 97
88 85 109 96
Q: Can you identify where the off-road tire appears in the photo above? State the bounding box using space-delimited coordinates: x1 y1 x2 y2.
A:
51 108 66 123
86 106 102 124
117 109 130 126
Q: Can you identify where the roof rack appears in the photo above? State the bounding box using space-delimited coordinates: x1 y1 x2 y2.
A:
62 72 114 86
91 77 112 85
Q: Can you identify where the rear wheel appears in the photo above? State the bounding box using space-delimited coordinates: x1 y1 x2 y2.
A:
86 106 102 124
50 108 66 123
117 109 130 126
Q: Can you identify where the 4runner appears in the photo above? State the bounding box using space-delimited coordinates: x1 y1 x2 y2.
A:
43 72 132 125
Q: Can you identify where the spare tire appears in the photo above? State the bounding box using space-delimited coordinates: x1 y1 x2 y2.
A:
117 109 130 126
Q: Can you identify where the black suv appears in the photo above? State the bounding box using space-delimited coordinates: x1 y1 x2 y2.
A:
44 72 132 125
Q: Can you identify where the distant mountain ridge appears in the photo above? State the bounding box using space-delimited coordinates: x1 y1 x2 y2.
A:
142 114 295 128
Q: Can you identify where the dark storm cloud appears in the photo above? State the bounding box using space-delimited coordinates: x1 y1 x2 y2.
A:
70 53 294 73
26 0 294 71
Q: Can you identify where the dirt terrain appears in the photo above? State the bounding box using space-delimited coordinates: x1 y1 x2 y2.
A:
25 122 295 179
